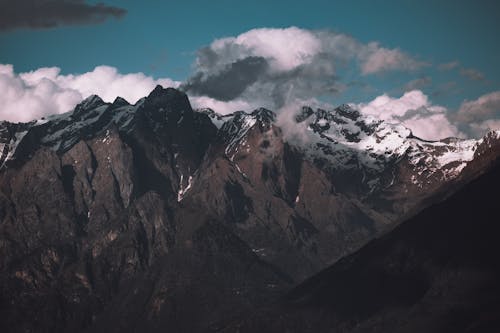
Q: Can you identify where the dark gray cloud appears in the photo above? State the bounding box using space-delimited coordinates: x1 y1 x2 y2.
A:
260 58 342 108
182 56 269 101
0 0 126 31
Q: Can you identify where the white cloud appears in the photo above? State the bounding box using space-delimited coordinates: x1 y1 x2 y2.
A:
211 27 322 72
356 90 461 140
184 27 426 112
189 95 254 115
0 64 179 122
206 27 425 75
358 90 444 119
360 43 427 75
457 91 500 136
403 113 461 141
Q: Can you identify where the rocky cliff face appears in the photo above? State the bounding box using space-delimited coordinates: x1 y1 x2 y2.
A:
0 86 498 332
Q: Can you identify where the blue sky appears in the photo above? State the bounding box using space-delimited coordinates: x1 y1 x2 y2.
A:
0 0 499 138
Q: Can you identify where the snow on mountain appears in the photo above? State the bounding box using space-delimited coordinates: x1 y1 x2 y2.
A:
0 92 494 196
210 104 488 192
294 104 479 178
0 95 143 168
197 108 234 129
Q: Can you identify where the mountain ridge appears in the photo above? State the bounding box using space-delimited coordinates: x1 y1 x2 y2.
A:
0 86 494 174
0 86 499 332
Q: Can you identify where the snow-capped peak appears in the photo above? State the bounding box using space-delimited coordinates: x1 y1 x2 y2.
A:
0 95 141 168
0 88 496 197
288 104 483 189
76 95 105 112
208 103 490 193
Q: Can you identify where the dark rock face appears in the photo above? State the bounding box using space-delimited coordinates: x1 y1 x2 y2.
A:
0 87 271 333
0 86 498 332
0 87 293 333
224 157 500 333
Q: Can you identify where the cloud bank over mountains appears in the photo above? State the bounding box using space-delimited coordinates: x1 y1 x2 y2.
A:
355 90 461 140
0 27 498 140
0 64 178 122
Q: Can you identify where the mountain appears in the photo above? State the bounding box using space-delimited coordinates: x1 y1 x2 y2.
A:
192 103 497 278
223 140 500 333
0 86 498 332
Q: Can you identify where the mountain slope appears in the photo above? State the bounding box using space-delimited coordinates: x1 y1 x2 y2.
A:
190 105 498 279
224 149 500 333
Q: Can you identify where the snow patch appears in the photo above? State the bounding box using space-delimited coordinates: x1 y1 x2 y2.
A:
177 175 194 202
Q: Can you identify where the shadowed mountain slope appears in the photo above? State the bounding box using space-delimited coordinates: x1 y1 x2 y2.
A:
222 150 500 333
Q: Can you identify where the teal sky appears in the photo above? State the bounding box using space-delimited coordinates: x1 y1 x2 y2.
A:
0 0 499 112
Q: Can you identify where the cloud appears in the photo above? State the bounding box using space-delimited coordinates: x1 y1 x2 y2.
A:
356 90 461 140
182 27 426 114
459 68 486 81
0 64 179 122
430 81 459 98
438 61 486 81
438 61 460 71
0 0 126 31
208 27 323 72
359 43 427 75
456 91 500 136
180 27 470 140
404 76 432 91
183 56 270 101
3 25 495 141
189 95 254 115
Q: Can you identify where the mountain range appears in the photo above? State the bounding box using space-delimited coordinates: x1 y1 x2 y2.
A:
222 135 500 332
0 86 499 332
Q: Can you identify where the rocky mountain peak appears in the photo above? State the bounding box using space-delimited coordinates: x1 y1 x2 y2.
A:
0 87 218 170
295 106 315 123
111 96 129 107
251 107 276 123
145 85 192 113
458 130 500 180
335 103 361 120
76 94 105 112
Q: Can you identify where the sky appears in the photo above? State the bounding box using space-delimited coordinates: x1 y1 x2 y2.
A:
0 0 499 139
